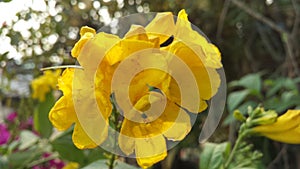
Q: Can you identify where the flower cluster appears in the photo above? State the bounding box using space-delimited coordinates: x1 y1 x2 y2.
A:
31 69 61 102
49 9 222 168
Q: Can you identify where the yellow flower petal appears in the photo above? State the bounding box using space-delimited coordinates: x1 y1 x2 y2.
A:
135 136 167 169
105 39 158 66
72 69 110 147
125 25 149 40
71 26 96 58
62 162 79 169
259 126 300 144
80 26 96 36
119 123 135 155
252 110 300 144
162 105 191 141
72 122 98 149
175 9 222 69
145 12 176 44
48 96 76 131
253 110 300 133
167 41 221 101
77 32 120 71
57 68 74 96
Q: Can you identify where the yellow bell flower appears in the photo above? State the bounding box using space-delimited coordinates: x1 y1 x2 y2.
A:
49 9 222 168
252 110 300 144
31 69 61 101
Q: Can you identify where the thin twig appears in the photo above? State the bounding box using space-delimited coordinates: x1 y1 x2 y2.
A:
230 0 288 35
231 0 300 77
291 0 300 37
217 0 231 41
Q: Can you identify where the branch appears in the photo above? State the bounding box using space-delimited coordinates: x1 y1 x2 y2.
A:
217 0 231 41
291 0 300 37
230 0 288 35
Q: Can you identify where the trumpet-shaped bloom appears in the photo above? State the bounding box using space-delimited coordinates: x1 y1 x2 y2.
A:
252 110 300 144
49 9 222 168
31 69 61 101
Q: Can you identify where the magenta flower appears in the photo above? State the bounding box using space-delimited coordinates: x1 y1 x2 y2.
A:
0 124 10 145
20 117 34 130
6 112 18 122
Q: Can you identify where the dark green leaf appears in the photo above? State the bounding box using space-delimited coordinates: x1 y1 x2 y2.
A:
51 133 85 165
229 74 261 92
227 90 250 112
34 92 55 138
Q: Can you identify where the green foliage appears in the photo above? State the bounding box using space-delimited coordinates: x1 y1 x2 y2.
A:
226 142 263 169
226 73 300 124
82 159 140 169
51 131 86 165
200 142 231 169
33 92 55 138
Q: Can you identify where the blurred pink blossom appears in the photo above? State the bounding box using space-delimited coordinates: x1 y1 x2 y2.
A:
6 112 18 122
0 124 10 145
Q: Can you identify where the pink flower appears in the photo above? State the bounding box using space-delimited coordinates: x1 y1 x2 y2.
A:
6 112 18 122
0 124 10 145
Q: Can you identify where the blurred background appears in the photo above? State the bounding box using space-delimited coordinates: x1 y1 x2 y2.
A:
0 0 299 169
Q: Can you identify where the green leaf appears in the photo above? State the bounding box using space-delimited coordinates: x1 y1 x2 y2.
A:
34 92 55 138
265 78 283 97
224 101 258 125
283 78 298 90
84 148 107 164
51 132 85 165
19 130 39 150
82 159 140 169
227 90 250 112
229 74 262 92
7 147 43 169
200 142 231 169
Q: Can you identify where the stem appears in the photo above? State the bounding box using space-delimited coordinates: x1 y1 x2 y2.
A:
106 94 121 169
27 153 59 168
224 127 246 168
108 154 116 169
231 0 287 35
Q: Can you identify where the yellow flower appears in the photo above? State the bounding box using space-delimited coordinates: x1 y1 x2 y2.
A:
49 9 222 168
62 162 79 169
252 110 300 144
49 26 120 149
31 69 61 101
114 10 221 168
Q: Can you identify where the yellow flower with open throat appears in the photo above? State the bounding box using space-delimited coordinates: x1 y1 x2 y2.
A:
252 110 300 144
49 9 222 168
